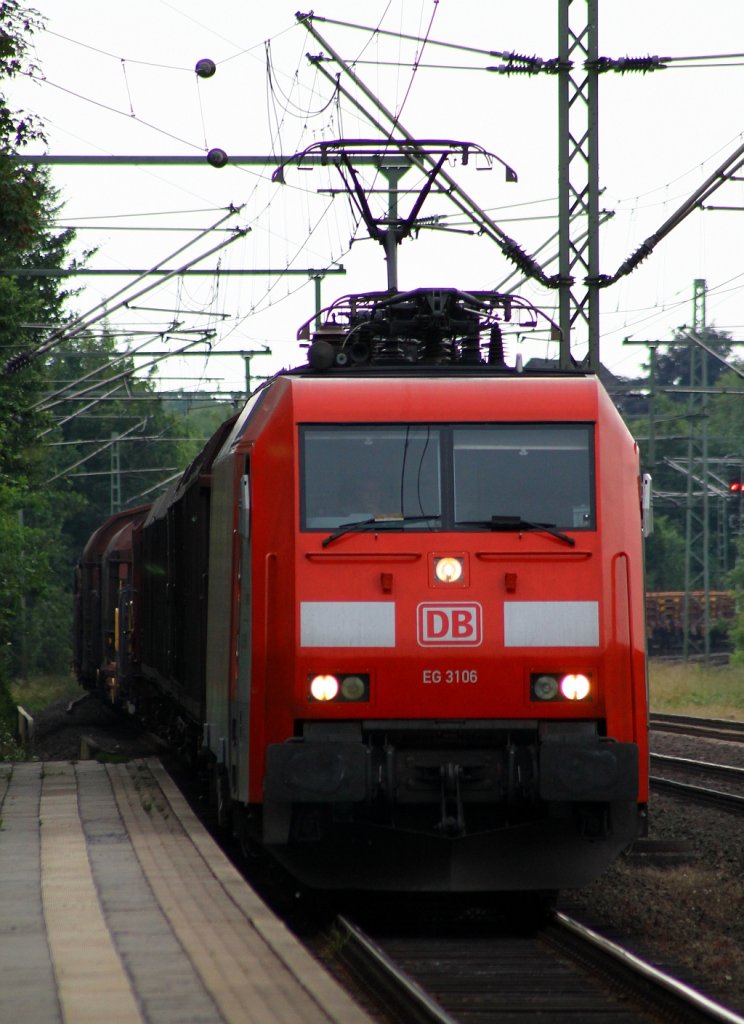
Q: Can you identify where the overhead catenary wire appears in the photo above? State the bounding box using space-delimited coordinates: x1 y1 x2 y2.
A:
45 435 212 445
36 335 224 436
293 13 536 61
8 205 238 353
19 3 744 389
6 152 409 332
388 0 439 132
66 467 179 477
600 136 744 287
265 39 339 119
294 18 532 251
3 207 246 376
23 72 207 151
45 418 148 484
44 28 192 71
292 13 744 71
32 327 203 411
37 334 216 415
125 470 183 505
290 14 744 357
296 23 554 289
336 55 744 72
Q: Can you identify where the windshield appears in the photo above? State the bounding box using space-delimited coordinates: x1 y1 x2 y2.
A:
302 426 441 529
300 422 594 532
453 425 594 529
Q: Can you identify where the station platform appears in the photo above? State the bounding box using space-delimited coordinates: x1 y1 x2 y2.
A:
0 758 373 1024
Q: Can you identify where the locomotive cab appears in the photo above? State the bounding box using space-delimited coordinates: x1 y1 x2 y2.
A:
203 353 649 893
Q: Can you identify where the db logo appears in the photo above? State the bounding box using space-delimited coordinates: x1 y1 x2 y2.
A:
417 602 483 646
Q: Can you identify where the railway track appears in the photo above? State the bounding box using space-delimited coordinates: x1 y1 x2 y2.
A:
650 713 744 743
650 753 744 813
332 912 744 1024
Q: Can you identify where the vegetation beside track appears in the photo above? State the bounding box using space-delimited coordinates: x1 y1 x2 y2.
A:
649 659 744 720
1 672 80 759
10 672 80 715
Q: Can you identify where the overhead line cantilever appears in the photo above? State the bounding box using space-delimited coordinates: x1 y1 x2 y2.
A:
3 219 248 376
297 14 556 293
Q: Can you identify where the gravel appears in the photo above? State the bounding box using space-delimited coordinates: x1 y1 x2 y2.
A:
565 728 744 1016
23 698 744 1016
29 692 163 761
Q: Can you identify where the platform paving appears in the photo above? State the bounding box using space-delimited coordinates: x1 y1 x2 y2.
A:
0 759 373 1024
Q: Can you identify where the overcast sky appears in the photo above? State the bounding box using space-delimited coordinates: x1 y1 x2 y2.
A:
9 1 744 390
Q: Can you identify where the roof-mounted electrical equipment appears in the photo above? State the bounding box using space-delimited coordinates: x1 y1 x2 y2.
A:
298 287 561 371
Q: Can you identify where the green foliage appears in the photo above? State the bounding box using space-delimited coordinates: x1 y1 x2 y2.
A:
43 333 232 557
649 327 734 392
10 673 80 714
0 646 21 758
708 368 744 451
0 2 45 148
0 724 25 762
630 332 744 661
643 514 687 591
0 3 81 691
0 8 227 688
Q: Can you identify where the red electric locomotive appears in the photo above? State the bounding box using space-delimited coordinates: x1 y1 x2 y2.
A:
77 288 650 895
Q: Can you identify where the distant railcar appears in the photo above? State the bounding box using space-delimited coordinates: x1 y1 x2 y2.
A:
645 590 736 654
73 505 149 696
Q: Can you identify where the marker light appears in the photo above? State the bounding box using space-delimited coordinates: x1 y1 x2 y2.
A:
560 673 591 701
533 674 559 700
309 674 339 701
434 556 464 583
340 675 366 700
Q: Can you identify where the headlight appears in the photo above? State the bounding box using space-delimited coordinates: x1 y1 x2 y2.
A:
530 672 592 702
309 674 339 701
560 673 591 701
434 556 464 583
308 673 370 702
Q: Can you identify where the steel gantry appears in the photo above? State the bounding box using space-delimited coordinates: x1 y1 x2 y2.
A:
682 280 711 658
557 0 599 371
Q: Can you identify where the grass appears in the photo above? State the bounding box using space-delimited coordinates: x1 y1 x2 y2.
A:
9 673 81 715
649 659 744 720
1 674 82 760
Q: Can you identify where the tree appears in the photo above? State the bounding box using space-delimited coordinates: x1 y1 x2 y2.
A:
0 3 81 699
643 515 686 591
628 336 744 600
43 330 229 556
650 327 735 393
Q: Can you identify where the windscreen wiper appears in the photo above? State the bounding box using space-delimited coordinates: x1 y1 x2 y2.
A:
457 514 576 547
322 514 438 548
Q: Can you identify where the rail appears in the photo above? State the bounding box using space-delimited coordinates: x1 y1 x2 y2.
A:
334 915 456 1024
650 713 744 743
650 775 744 813
550 912 744 1024
330 911 744 1023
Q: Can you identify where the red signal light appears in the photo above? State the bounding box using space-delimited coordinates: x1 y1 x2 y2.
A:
728 476 742 495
